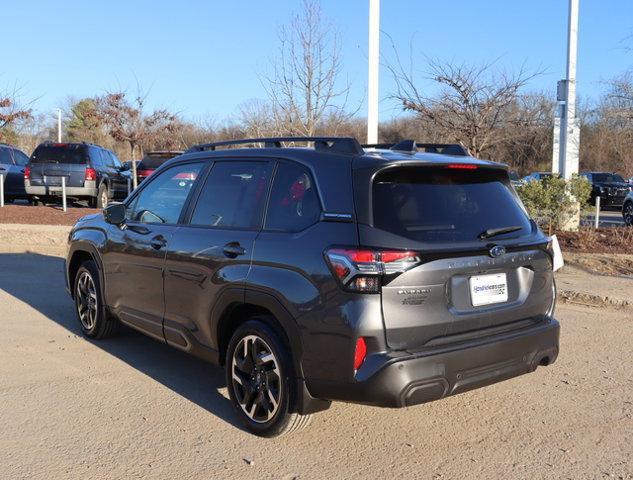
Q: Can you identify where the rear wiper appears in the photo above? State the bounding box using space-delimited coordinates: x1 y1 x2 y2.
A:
478 225 523 240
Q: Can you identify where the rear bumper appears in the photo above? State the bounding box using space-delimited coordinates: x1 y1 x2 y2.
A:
308 318 560 408
25 185 97 197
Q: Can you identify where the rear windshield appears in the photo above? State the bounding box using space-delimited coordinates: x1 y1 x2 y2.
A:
593 173 625 183
372 167 532 243
138 155 175 170
30 145 88 164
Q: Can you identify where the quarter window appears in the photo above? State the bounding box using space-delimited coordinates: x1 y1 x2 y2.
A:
265 162 320 231
190 161 272 229
127 162 202 224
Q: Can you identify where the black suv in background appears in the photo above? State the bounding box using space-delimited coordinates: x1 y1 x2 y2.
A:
581 171 632 209
135 150 183 184
0 143 30 202
25 142 131 208
65 137 560 436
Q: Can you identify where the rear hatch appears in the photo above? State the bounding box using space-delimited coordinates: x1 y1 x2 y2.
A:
28 144 89 187
354 162 554 351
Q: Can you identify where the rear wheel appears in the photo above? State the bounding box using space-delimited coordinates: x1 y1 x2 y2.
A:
73 260 119 338
624 201 633 226
225 319 311 437
96 184 109 209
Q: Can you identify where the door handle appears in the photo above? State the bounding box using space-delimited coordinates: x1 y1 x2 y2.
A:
150 235 167 250
223 242 246 258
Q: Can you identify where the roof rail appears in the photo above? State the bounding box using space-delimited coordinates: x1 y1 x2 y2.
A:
186 137 365 156
362 141 469 156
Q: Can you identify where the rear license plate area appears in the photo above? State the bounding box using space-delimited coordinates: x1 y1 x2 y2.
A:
469 273 508 307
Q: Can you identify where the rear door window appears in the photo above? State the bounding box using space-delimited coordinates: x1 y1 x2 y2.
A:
372 167 532 243
30 145 88 164
265 162 321 231
190 161 272 229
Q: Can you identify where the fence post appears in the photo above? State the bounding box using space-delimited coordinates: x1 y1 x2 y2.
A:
62 176 67 213
594 196 600 229
0 174 4 208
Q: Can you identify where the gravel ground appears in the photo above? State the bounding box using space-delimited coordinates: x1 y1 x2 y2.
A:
0 204 99 225
0 253 632 480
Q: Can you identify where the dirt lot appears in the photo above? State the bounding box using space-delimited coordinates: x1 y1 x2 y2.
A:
0 204 99 226
0 252 632 480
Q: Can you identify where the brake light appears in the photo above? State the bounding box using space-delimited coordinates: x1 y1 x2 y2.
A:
85 167 97 181
354 337 367 371
447 163 478 170
324 248 421 293
24 166 31 180
137 169 153 178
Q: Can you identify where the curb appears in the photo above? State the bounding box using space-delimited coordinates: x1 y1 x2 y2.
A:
559 289 633 310
0 224 70 257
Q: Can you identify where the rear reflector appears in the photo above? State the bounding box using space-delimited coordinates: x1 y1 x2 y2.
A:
85 167 97 181
446 163 478 170
354 337 367 371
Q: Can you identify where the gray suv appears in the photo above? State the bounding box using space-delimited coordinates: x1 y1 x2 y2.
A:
25 142 130 207
65 137 560 437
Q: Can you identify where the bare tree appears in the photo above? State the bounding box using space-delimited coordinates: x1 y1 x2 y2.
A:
0 84 32 142
389 57 541 157
261 0 354 137
96 89 178 188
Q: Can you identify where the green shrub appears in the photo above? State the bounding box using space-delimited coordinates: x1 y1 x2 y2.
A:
515 175 592 234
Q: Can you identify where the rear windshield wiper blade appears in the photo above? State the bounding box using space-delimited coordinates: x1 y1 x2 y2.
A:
478 225 523 240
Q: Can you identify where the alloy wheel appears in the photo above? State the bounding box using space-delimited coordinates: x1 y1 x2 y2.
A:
76 271 98 330
101 189 108 208
231 334 282 423
624 203 633 226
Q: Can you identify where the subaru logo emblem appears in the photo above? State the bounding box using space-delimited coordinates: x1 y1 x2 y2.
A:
489 245 506 258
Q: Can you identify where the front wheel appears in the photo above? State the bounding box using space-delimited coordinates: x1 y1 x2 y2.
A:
624 201 633 226
225 319 311 437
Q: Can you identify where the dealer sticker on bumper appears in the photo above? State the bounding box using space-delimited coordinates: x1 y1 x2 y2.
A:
469 273 508 307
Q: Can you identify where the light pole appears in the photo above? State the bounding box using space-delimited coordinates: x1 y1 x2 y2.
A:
554 0 580 180
366 0 380 144
57 109 62 143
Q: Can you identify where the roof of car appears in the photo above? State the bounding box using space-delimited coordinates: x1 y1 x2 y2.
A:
175 137 506 170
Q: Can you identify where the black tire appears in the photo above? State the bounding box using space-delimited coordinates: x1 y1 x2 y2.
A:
30 197 43 206
225 318 311 437
624 201 633 226
73 260 119 339
96 183 109 209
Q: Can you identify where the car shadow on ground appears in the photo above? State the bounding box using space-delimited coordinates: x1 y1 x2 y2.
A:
0 252 242 431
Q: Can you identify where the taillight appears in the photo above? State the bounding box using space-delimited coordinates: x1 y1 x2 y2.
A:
353 337 367 371
85 167 97 181
137 169 153 178
324 248 421 293
24 166 31 179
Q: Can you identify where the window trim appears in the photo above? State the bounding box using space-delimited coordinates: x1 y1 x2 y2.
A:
124 160 207 226
261 159 323 233
182 158 275 232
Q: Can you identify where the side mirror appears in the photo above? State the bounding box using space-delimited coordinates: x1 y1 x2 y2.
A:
119 163 131 171
103 202 126 225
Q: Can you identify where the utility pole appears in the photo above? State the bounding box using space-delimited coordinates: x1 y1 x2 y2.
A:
556 0 580 180
57 109 62 143
366 0 380 144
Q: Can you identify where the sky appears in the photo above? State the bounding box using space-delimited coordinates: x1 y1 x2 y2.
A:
3 0 632 123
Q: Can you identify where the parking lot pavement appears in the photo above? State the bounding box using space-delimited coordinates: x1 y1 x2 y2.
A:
584 210 625 227
0 253 632 480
